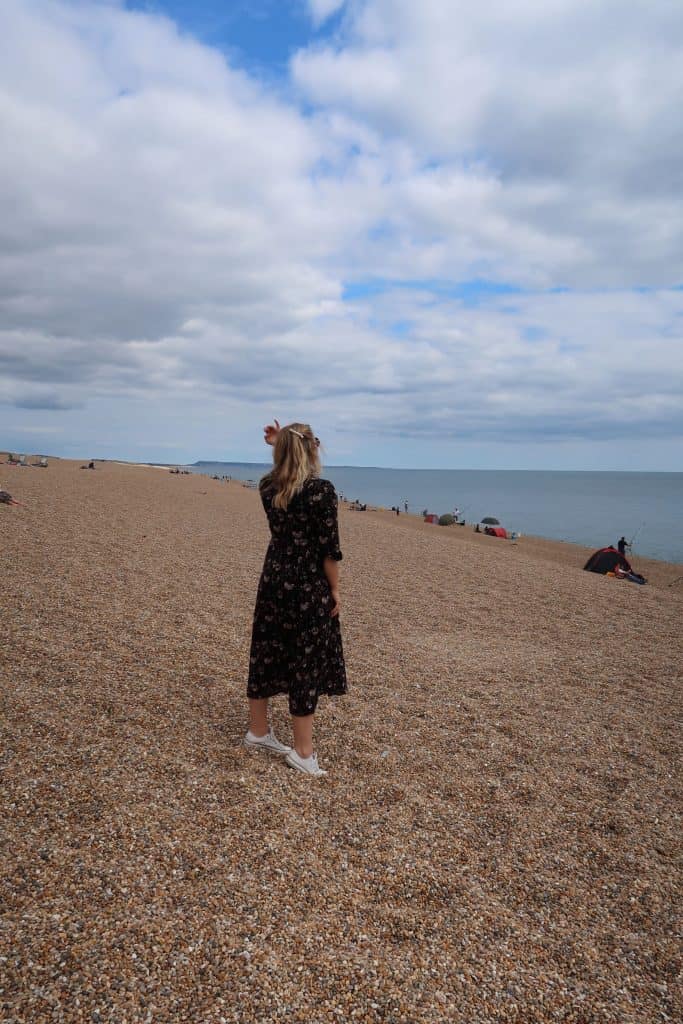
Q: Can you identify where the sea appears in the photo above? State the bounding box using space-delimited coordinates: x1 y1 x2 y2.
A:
183 462 683 564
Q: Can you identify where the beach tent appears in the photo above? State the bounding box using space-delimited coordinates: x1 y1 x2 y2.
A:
424 513 439 524
482 525 507 538
583 546 632 575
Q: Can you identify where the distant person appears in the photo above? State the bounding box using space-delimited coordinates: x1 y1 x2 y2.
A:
453 506 461 521
617 536 628 555
404 500 408 513
246 420 347 777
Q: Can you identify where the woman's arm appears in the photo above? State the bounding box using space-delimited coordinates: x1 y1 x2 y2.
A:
323 556 340 617
314 479 342 617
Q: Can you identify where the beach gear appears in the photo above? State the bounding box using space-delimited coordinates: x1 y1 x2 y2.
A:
244 729 292 755
614 565 647 585
583 546 645 581
583 546 633 575
285 750 327 776
485 526 507 538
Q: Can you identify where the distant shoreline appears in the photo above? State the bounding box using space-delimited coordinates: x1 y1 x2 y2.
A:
190 461 682 474
4 453 680 565
3 452 680 475
176 461 683 564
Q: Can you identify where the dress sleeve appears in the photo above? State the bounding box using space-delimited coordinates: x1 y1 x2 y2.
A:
312 479 343 561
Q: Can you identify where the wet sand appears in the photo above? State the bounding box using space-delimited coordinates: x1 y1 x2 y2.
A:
1 457 681 1023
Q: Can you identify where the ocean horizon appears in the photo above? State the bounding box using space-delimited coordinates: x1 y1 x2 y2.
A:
179 461 683 565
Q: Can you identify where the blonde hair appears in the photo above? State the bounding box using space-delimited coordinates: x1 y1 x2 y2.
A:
261 422 321 509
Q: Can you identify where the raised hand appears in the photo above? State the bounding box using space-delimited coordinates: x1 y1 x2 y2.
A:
263 419 281 445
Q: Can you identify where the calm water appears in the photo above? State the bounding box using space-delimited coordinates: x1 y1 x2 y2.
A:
186 462 683 564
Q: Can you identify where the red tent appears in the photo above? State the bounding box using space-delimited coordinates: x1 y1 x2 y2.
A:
486 526 507 538
583 546 631 574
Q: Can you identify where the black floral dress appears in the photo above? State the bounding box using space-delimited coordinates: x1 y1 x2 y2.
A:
247 477 347 716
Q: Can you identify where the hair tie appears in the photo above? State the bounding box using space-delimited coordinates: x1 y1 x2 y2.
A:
289 429 305 438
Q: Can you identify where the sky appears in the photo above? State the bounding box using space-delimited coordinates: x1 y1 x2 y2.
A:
1 0 682 470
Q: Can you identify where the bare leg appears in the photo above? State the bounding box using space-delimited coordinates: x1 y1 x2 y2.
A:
248 698 269 737
291 714 315 759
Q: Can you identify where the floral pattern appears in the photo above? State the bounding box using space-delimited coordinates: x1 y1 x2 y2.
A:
247 477 347 716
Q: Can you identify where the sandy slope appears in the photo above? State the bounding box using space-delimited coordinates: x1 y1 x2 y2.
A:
1 459 681 1023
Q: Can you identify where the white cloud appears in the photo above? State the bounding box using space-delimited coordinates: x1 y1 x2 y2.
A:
1 1 343 339
0 0 682 466
5 284 681 448
292 0 683 287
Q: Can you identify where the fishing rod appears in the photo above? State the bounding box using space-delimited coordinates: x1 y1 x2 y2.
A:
628 521 646 550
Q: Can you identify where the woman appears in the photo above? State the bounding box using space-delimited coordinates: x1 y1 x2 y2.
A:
245 420 347 776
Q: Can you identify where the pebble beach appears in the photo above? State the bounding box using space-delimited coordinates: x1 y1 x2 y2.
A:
1 458 681 1023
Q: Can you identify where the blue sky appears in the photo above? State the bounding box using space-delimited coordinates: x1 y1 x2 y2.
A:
125 1 341 77
1 0 682 469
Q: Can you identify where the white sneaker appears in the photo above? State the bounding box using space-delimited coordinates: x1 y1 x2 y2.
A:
285 750 328 777
244 729 292 755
